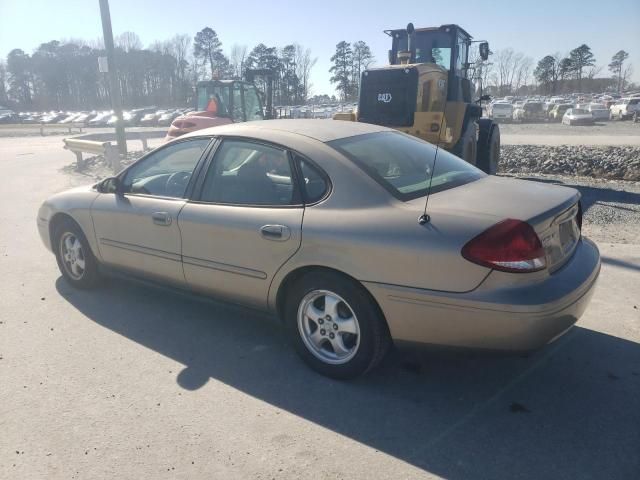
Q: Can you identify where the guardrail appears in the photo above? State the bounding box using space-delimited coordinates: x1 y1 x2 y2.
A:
63 138 120 172
0 122 84 135
62 131 163 173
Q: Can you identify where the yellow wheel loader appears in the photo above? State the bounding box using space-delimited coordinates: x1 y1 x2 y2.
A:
335 23 500 174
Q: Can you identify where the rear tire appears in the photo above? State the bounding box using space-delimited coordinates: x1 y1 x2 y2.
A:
477 125 500 175
284 271 391 379
53 218 100 289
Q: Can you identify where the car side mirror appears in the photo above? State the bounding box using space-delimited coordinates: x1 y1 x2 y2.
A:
479 42 490 61
100 176 123 195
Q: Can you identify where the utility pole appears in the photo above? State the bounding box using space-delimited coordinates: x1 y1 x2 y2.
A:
98 0 126 154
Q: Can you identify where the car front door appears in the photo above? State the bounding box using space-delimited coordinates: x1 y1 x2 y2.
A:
178 138 305 309
91 137 212 285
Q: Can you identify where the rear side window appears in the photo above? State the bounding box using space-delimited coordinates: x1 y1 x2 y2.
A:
293 154 329 204
200 140 299 206
329 131 485 201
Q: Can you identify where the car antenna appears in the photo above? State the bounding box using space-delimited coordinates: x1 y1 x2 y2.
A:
418 110 447 225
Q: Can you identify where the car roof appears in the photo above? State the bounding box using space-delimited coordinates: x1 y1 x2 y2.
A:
182 119 390 143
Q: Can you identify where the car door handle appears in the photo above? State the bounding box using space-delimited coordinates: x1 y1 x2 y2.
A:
260 224 290 241
151 211 172 226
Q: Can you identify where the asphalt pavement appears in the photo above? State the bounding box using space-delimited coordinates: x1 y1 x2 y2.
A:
1 135 639 479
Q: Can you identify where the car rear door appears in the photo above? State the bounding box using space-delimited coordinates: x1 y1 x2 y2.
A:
178 138 304 309
91 137 212 285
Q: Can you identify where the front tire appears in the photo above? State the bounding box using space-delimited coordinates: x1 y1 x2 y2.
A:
53 219 100 289
284 271 391 379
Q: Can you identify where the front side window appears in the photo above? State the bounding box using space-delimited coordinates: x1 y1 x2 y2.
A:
200 140 298 206
122 139 210 198
329 131 484 201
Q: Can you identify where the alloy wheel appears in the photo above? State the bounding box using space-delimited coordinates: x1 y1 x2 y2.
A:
59 232 86 280
297 290 361 365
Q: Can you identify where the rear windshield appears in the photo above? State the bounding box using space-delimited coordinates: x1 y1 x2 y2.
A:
329 131 485 201
493 103 511 109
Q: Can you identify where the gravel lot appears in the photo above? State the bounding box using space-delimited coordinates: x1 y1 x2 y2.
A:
498 120 640 137
500 145 640 180
501 174 640 244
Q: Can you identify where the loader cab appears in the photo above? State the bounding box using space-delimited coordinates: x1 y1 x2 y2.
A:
386 24 475 103
196 80 264 122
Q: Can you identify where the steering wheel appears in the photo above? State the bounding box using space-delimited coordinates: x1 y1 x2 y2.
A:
165 171 192 197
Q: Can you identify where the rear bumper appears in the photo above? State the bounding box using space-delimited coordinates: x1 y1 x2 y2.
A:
363 237 600 351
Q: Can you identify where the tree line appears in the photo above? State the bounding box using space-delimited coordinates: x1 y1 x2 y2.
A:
327 39 634 101
467 44 634 97
533 46 633 95
0 27 317 111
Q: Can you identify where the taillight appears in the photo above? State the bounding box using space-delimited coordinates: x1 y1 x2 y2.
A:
461 219 546 273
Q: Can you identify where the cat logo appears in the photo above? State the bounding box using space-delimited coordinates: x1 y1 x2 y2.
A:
377 93 393 103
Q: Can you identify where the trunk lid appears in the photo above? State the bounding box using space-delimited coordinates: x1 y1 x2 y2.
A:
416 176 582 272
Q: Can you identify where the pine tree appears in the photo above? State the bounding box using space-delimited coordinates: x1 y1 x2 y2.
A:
193 27 226 79
568 44 595 92
608 50 629 93
351 41 374 99
329 41 352 102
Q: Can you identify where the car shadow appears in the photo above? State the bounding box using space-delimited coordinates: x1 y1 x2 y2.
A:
55 276 640 480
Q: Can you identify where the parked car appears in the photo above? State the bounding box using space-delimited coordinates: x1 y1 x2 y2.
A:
37 120 600 379
41 112 66 124
88 111 113 127
562 108 594 126
488 102 513 122
609 98 640 120
548 104 573 122
58 112 82 124
586 103 609 121
156 110 181 126
0 108 19 124
513 102 546 122
140 111 165 126
73 112 97 125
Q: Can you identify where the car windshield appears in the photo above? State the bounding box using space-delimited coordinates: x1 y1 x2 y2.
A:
329 131 485 201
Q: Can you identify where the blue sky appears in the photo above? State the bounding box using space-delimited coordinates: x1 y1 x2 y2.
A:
1 0 639 95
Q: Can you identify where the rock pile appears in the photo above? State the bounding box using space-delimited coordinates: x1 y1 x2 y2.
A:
499 145 640 181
